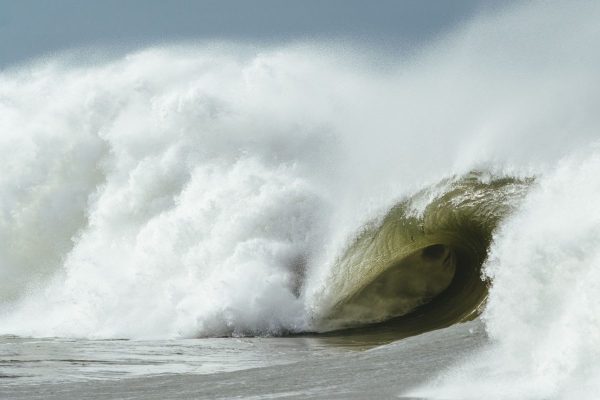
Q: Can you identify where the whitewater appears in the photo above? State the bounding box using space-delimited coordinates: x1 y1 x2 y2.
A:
2 2 600 399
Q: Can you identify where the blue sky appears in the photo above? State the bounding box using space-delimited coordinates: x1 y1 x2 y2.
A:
0 0 509 67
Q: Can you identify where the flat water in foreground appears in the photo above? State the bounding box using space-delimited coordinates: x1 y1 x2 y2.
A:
0 320 485 399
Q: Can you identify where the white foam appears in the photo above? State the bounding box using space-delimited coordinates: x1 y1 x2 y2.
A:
410 149 600 400
0 16 599 400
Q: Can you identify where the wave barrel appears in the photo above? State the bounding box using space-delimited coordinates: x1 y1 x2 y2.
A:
315 172 532 337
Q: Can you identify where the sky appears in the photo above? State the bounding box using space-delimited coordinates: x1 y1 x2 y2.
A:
0 0 511 68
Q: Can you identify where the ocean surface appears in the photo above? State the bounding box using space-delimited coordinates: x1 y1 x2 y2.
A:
1 321 486 399
2 2 600 399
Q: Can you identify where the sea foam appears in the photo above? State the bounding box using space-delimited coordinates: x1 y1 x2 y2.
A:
2 2 600 397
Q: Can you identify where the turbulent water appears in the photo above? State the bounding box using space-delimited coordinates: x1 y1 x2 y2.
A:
2 2 600 399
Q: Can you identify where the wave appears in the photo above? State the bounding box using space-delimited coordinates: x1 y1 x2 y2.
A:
1 1 600 398
314 172 531 334
408 150 600 400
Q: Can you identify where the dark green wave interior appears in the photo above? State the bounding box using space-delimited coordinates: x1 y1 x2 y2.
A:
314 172 532 344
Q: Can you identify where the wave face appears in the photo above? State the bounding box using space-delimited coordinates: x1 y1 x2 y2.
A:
2 1 600 398
314 172 531 333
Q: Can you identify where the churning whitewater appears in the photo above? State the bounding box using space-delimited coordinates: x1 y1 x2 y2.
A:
2 2 600 399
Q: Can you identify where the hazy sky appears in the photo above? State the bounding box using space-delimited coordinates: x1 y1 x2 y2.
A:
0 0 509 67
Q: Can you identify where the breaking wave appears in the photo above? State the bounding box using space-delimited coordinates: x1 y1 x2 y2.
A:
314 172 531 334
1 1 600 398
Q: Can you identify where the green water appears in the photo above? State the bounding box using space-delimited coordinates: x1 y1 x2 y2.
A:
316 172 532 341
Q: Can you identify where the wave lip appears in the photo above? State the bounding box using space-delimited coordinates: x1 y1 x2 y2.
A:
315 172 532 336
